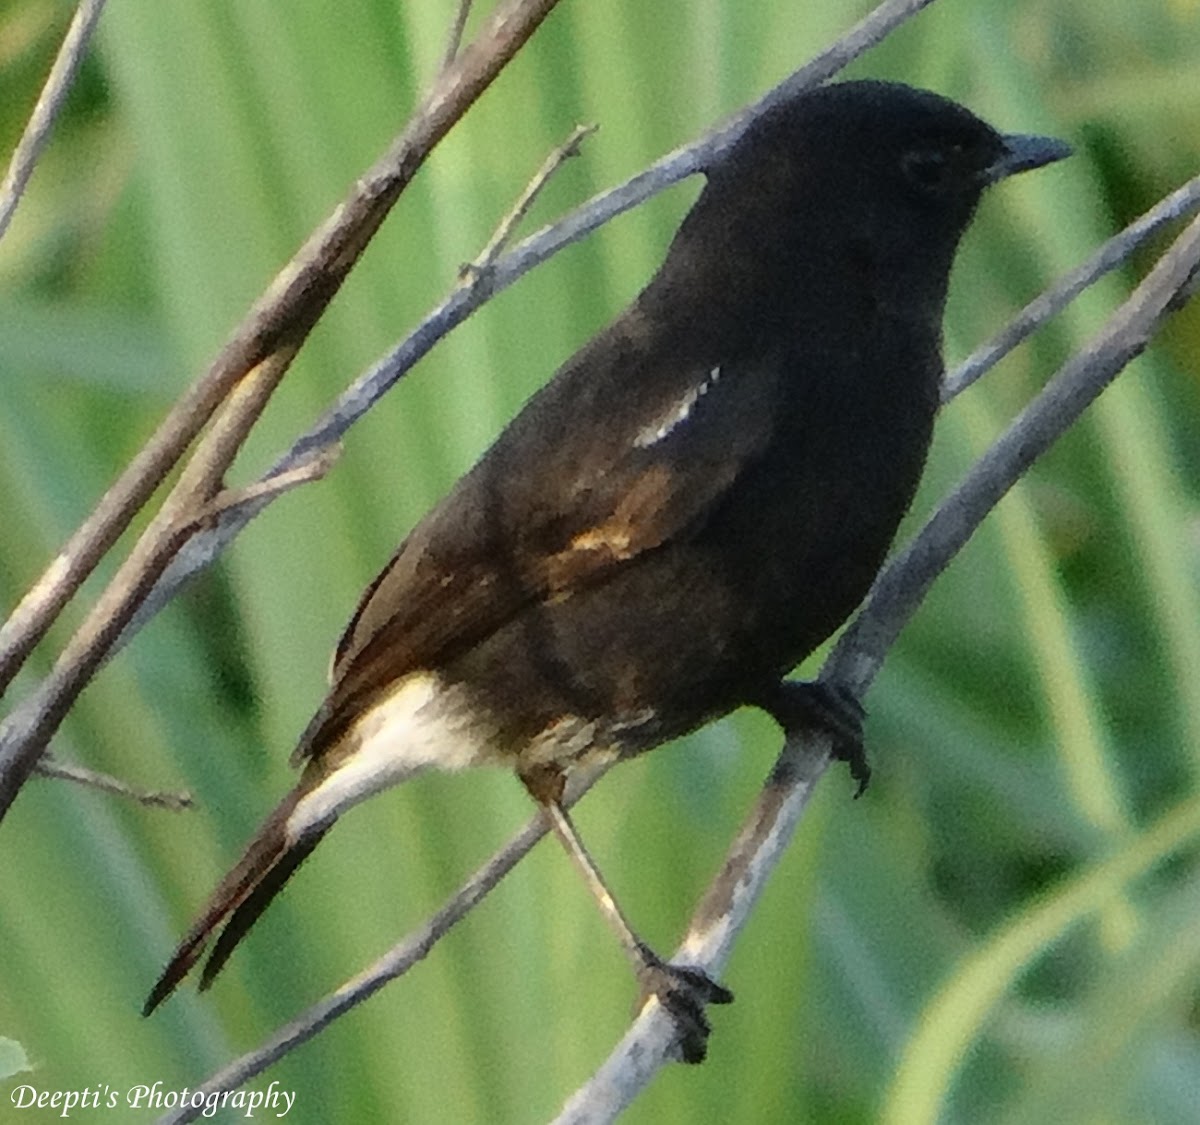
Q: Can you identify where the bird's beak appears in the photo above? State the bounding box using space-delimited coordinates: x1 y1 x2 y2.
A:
985 132 1073 184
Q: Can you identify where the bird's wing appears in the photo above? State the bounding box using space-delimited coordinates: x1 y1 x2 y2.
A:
293 327 785 762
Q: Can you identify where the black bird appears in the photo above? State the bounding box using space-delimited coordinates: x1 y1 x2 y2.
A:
145 80 1069 1060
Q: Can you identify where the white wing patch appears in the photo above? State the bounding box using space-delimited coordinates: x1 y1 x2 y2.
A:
633 366 722 449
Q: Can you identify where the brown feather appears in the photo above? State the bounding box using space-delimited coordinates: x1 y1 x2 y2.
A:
143 788 312 1015
289 348 783 767
199 828 326 991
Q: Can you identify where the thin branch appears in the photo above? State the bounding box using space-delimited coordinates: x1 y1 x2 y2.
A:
0 0 108 243
943 170 1200 402
440 0 475 74
0 0 565 701
555 739 833 1122
0 0 567 819
127 124 593 648
190 444 341 528
830 210 1200 697
33 753 193 811
463 122 599 276
0 345 294 824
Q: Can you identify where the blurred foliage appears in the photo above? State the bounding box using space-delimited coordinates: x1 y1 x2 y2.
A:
2 0 1200 1122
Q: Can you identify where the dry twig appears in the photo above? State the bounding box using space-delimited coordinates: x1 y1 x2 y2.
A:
440 0 476 73
943 171 1200 402
0 0 567 818
33 753 193 811
463 122 599 277
152 769 603 1125
0 0 109 242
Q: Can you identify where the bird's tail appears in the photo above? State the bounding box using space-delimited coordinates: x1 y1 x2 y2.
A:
143 786 328 1016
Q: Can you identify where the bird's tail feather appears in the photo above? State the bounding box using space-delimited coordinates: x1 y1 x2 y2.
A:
143 788 327 1015
199 829 323 991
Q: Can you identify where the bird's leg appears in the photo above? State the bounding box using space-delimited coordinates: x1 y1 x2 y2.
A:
520 765 733 1064
763 679 871 795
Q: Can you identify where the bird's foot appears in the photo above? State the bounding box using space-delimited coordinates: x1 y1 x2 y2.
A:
767 679 871 796
633 945 733 1064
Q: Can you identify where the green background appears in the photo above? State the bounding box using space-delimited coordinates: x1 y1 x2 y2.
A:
3 0 1200 1121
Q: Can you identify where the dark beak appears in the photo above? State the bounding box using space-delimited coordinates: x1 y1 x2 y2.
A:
985 132 1073 184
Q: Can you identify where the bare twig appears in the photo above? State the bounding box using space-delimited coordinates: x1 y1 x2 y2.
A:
440 0 475 73
0 0 108 243
943 171 1200 402
0 0 567 819
831 212 1200 696
0 0 565 701
0 344 292 823
191 444 341 527
463 122 599 277
33 753 193 811
127 124 592 649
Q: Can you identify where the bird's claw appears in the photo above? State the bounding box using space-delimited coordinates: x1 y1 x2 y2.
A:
768 679 871 796
634 948 733 1064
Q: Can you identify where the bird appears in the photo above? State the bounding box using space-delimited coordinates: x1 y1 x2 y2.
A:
144 80 1070 1061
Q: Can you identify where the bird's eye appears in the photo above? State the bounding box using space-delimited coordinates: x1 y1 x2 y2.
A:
902 149 951 192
